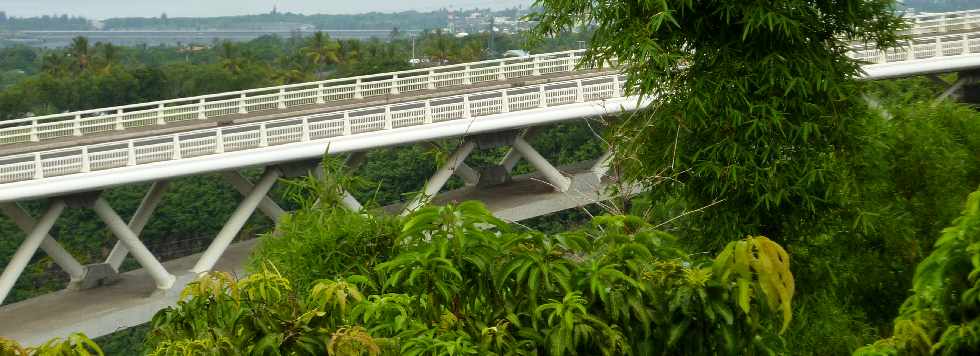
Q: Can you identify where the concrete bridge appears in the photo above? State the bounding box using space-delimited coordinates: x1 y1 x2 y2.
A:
1 12 980 345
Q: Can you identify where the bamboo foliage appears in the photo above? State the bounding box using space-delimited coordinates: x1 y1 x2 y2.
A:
713 236 795 333
857 187 980 355
143 196 794 355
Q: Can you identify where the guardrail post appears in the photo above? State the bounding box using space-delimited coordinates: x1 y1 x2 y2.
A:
427 70 436 90
964 34 970 54
157 104 166 125
81 147 90 172
239 93 247 114
935 37 942 58
302 118 311 141
613 76 621 97
498 61 507 80
73 115 82 136
115 109 124 130
384 106 393 129
878 49 887 64
391 74 400 95
501 91 510 113
127 141 136 166
172 136 182 160
259 123 269 147
316 84 325 104
463 95 472 119
463 65 472 85
343 112 352 136
215 130 224 154
576 80 585 102
278 88 287 109
539 86 548 108
354 79 363 99
29 120 39 142
198 99 206 119
532 56 541 76
33 153 43 179
423 101 432 124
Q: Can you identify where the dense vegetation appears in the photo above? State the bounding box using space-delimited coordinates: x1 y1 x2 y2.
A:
146 182 794 354
529 0 980 354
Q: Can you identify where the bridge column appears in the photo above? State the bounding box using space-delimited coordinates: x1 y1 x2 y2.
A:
957 70 980 105
403 140 476 214
0 200 66 305
222 171 285 221
935 70 980 104
512 136 571 192
311 154 365 212
499 128 540 173
192 167 282 273
91 196 175 290
591 150 615 178
104 181 170 272
0 202 85 286
422 142 480 187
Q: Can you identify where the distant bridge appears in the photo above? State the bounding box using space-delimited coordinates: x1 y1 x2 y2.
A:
1 11 979 345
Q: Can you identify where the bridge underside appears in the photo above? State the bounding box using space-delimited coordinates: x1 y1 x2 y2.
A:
0 159 637 345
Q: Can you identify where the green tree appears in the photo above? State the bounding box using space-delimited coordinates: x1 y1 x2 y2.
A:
303 32 340 78
855 186 980 355
68 36 91 72
530 0 905 241
217 41 245 74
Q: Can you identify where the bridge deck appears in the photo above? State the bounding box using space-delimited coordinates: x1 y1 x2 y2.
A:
0 69 613 157
0 160 634 345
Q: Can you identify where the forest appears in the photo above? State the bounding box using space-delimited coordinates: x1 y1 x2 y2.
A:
1 0 980 355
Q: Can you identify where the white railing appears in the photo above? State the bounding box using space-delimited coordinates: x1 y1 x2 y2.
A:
0 75 626 184
0 49 591 146
0 12 977 147
847 32 980 64
905 10 980 35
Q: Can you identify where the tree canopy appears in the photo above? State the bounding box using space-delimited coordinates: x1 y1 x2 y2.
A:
531 0 906 240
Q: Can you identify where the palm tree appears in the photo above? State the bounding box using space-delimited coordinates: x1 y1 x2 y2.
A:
68 36 90 71
217 41 244 73
337 39 360 67
302 32 339 78
41 53 72 76
95 42 119 73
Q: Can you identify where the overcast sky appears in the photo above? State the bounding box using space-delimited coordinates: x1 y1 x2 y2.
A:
2 0 533 19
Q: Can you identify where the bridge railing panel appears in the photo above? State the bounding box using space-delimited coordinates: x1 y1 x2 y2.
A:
846 32 980 64
0 49 589 146
0 75 629 185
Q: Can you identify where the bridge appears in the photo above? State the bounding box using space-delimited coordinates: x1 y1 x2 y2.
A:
1 11 980 345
